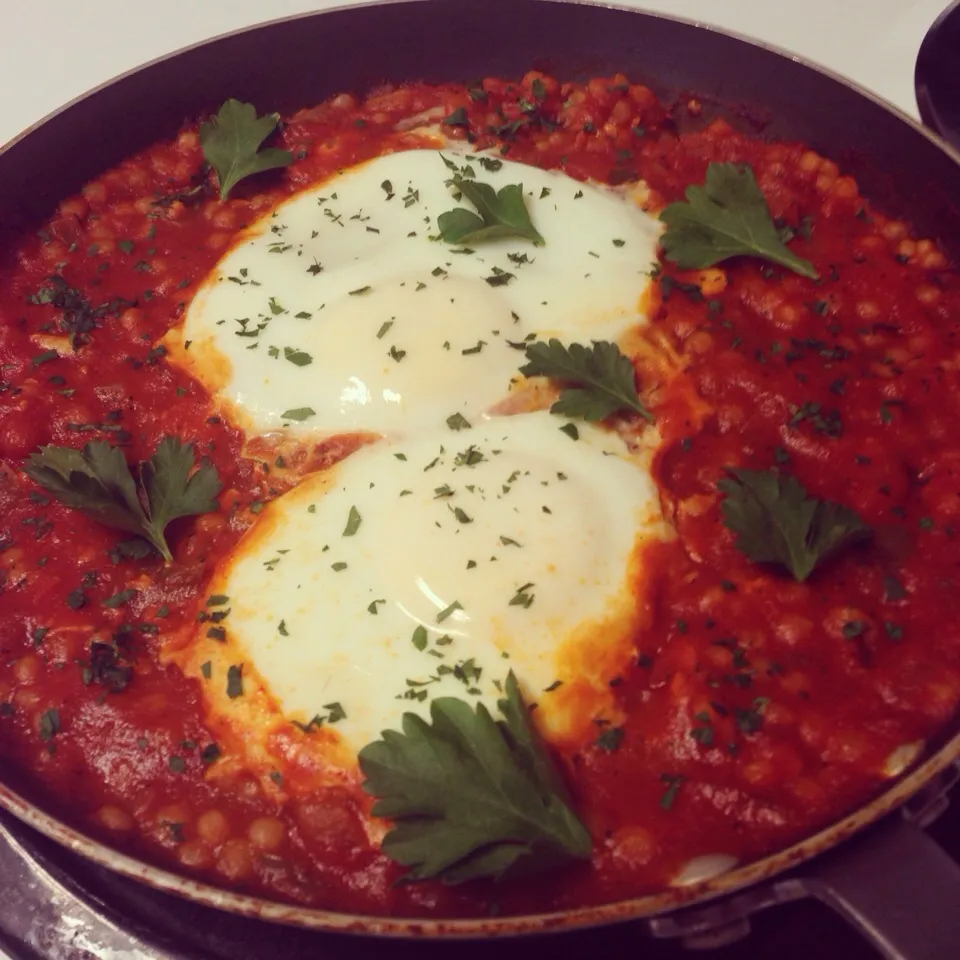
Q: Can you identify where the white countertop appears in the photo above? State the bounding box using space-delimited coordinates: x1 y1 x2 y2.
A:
1 0 949 147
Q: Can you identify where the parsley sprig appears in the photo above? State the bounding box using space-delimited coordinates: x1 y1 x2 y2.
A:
437 156 543 247
24 438 221 563
659 163 817 279
718 467 870 581
520 339 653 423
199 100 293 200
358 672 591 885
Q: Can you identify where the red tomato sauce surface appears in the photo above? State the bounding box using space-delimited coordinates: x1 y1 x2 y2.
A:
0 72 958 917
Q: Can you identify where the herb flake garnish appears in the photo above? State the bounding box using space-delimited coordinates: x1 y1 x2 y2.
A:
446 413 472 431
659 162 818 279
283 347 312 367
38 708 60 743
343 505 362 537
101 588 136 609
659 774 685 811
29 275 134 349
717 467 870 582
24 437 220 563
83 639 133 692
280 407 315 421
442 107 469 128
358 672 590 884
199 99 293 200
226 664 244 699
436 600 463 624
520 339 652 422
595 727 624 752
509 582 535 608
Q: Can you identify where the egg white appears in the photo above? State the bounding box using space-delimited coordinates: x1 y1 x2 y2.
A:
176 412 672 770
168 147 662 440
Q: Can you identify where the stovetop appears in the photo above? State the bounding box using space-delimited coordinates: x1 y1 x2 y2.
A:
2 791 959 960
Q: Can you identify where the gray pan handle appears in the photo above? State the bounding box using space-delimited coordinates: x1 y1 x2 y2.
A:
788 815 960 960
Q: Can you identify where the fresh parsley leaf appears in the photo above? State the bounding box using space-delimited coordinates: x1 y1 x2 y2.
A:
520 339 653 422
24 437 220 563
659 163 818 279
438 165 544 247
24 443 143 535
199 99 293 200
139 438 221 551
717 467 870 582
358 672 591 884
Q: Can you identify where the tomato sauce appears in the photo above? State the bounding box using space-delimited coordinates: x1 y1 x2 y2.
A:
0 72 958 917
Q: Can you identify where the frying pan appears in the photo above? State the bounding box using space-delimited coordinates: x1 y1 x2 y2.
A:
2 1 960 957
